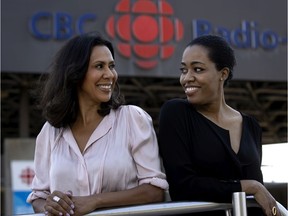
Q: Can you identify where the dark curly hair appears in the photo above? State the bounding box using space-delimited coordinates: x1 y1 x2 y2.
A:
38 32 125 128
187 35 236 86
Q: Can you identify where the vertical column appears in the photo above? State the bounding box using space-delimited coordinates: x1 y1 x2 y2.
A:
232 192 247 216
19 87 29 137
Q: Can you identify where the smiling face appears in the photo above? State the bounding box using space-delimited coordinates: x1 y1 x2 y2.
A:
79 45 118 106
180 45 224 106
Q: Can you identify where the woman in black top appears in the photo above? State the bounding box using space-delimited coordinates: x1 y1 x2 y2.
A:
158 35 281 216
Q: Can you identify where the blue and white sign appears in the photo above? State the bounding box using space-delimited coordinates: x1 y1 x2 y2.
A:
11 160 35 214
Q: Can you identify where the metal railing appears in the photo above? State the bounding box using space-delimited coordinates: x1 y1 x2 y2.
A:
20 192 260 216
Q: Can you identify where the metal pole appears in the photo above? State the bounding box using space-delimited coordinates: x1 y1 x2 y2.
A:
232 192 247 216
225 209 232 216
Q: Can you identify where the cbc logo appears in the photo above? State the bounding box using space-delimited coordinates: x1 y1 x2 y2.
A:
106 0 184 69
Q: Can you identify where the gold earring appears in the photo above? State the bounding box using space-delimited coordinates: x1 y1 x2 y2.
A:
220 78 223 81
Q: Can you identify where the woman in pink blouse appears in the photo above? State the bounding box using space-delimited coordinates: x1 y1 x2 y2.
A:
27 32 168 216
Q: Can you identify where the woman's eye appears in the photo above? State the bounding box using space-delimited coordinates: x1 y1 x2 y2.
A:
109 64 116 70
194 67 203 73
96 64 103 69
180 67 188 74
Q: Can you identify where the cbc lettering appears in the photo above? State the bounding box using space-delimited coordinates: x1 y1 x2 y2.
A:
193 19 287 50
29 11 286 50
29 12 97 40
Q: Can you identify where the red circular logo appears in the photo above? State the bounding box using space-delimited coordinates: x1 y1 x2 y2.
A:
106 0 184 70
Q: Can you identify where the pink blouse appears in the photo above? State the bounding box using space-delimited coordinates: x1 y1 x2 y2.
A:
27 105 168 202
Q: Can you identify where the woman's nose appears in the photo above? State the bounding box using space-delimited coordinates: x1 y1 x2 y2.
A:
103 68 115 78
184 70 196 82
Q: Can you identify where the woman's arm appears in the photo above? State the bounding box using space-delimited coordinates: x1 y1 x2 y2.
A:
71 184 164 216
34 184 164 216
31 198 46 213
32 190 74 215
27 123 55 211
241 180 281 216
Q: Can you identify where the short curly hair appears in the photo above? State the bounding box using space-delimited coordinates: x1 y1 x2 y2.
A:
187 35 236 86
